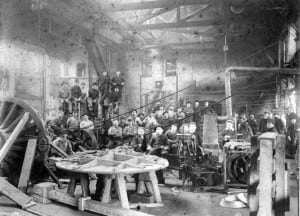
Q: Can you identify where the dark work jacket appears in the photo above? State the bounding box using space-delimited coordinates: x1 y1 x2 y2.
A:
274 117 285 134
70 85 82 98
149 134 168 149
193 106 202 123
131 135 147 152
88 89 99 100
287 124 297 144
247 119 258 135
259 118 268 133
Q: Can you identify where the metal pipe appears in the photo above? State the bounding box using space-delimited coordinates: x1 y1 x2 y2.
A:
225 66 299 117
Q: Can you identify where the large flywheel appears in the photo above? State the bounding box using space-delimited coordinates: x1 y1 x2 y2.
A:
0 97 50 186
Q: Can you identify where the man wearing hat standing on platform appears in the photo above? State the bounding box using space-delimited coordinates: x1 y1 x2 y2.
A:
87 82 100 119
59 81 70 114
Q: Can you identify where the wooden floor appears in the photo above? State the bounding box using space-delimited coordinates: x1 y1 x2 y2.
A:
0 166 298 216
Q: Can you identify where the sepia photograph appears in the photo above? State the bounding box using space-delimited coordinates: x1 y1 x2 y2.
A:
0 0 299 215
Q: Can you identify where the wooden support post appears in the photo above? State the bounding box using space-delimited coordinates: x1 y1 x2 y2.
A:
0 112 29 163
80 174 90 197
274 135 286 216
115 174 129 209
102 175 113 203
18 139 38 192
67 177 77 197
0 178 36 209
258 133 276 216
148 171 162 203
78 196 91 211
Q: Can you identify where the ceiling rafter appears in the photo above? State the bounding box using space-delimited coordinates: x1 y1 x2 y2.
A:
104 0 217 12
133 6 177 25
181 4 211 22
133 20 220 30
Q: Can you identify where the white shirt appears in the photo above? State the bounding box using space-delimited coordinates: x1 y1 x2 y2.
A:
80 120 94 130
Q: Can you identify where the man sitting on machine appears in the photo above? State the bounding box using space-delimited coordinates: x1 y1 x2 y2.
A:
107 119 123 149
147 125 169 185
51 130 74 156
165 123 178 154
130 127 147 152
123 118 137 141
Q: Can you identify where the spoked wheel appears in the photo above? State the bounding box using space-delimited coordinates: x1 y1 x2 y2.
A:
0 98 49 186
80 129 98 150
226 152 251 184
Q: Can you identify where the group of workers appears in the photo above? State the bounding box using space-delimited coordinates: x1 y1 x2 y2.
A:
58 71 124 119
222 110 299 156
48 91 300 200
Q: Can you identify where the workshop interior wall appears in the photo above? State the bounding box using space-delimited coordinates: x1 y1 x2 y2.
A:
125 46 280 115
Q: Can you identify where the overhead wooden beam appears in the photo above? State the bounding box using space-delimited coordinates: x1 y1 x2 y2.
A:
104 0 215 11
134 6 177 25
177 7 181 22
143 41 218 49
134 20 220 30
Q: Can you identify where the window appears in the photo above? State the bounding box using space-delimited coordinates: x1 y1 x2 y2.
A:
76 63 86 77
165 58 176 76
142 57 152 77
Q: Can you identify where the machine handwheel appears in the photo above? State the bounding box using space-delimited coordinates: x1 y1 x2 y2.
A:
0 98 50 185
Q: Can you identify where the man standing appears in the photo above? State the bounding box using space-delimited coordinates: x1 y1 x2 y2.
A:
66 113 79 129
87 82 99 119
70 79 82 115
80 114 94 130
110 71 125 93
259 112 270 133
193 100 201 126
58 81 70 114
265 118 278 133
287 115 298 156
274 113 285 134
98 71 110 96
247 114 258 135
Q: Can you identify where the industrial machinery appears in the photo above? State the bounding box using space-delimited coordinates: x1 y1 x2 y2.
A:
66 128 98 151
223 140 251 187
164 133 222 189
0 97 50 186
